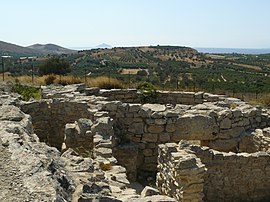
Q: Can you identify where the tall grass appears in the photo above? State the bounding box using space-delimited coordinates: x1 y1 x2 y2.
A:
87 76 125 89
5 75 125 89
249 94 270 107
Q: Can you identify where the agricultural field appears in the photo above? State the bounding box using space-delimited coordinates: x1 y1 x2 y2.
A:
2 46 270 100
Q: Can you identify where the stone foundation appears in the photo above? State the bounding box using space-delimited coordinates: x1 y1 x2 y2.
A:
21 99 92 150
5 83 270 201
157 141 270 201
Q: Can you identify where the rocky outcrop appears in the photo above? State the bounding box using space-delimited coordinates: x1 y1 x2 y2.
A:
0 103 75 201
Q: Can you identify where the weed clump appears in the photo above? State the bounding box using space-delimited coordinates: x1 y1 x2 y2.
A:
137 82 157 103
12 80 41 101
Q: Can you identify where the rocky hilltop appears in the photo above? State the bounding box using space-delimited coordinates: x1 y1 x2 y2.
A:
1 82 270 201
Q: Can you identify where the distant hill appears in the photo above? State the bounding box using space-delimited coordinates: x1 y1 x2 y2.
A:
95 43 112 49
80 45 202 67
27 43 75 55
0 40 76 57
196 47 270 54
0 40 41 56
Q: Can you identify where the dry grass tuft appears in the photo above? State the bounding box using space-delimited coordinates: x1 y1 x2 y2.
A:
259 94 270 107
87 76 125 89
249 94 270 107
5 75 125 89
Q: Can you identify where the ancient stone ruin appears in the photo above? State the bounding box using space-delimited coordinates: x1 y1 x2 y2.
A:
1 83 270 201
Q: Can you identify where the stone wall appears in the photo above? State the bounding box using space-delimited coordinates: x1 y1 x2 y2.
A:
157 141 270 201
21 99 92 150
94 89 224 105
8 83 270 201
64 118 94 152
96 100 269 175
157 142 206 202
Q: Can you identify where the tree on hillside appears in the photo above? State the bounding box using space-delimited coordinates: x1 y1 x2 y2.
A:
39 57 71 75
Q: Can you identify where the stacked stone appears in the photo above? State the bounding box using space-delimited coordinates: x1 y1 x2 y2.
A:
157 142 206 202
202 103 263 152
92 116 116 163
94 89 228 105
97 99 270 173
190 144 270 202
21 99 91 150
239 127 270 152
63 118 94 152
157 91 205 105
99 89 140 103
90 114 143 200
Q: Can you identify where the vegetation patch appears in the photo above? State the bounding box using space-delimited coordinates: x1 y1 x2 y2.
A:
12 81 41 101
88 76 125 89
137 82 157 103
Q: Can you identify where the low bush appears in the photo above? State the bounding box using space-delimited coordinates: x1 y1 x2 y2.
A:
137 82 157 103
12 81 41 101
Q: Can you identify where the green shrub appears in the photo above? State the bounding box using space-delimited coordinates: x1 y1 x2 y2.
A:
12 82 41 101
137 82 157 103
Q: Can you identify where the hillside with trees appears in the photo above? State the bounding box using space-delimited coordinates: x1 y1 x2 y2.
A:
3 45 270 98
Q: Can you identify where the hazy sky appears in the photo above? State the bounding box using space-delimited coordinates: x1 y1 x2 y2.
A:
1 0 270 48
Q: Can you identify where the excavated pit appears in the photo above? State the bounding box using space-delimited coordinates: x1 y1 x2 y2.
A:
21 99 92 151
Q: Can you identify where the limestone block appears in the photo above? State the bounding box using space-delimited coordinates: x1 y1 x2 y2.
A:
84 87 100 95
139 143 146 149
147 125 164 134
146 143 157 149
159 133 171 143
205 138 238 152
141 186 160 197
128 104 141 112
174 114 218 141
138 107 151 118
77 118 93 134
136 195 176 202
165 124 176 133
182 92 195 98
164 111 179 118
232 109 242 118
128 122 144 134
142 133 158 143
143 149 153 156
195 98 204 104
133 117 143 123
146 118 155 125
103 101 121 111
143 104 166 112
195 92 204 99
125 113 134 118
154 119 167 125
220 117 232 129
178 97 194 104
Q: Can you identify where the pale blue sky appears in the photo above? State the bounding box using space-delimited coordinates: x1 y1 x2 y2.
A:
1 0 270 48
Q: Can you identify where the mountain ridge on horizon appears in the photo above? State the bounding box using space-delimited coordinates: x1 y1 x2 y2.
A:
1 40 270 56
0 40 75 56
